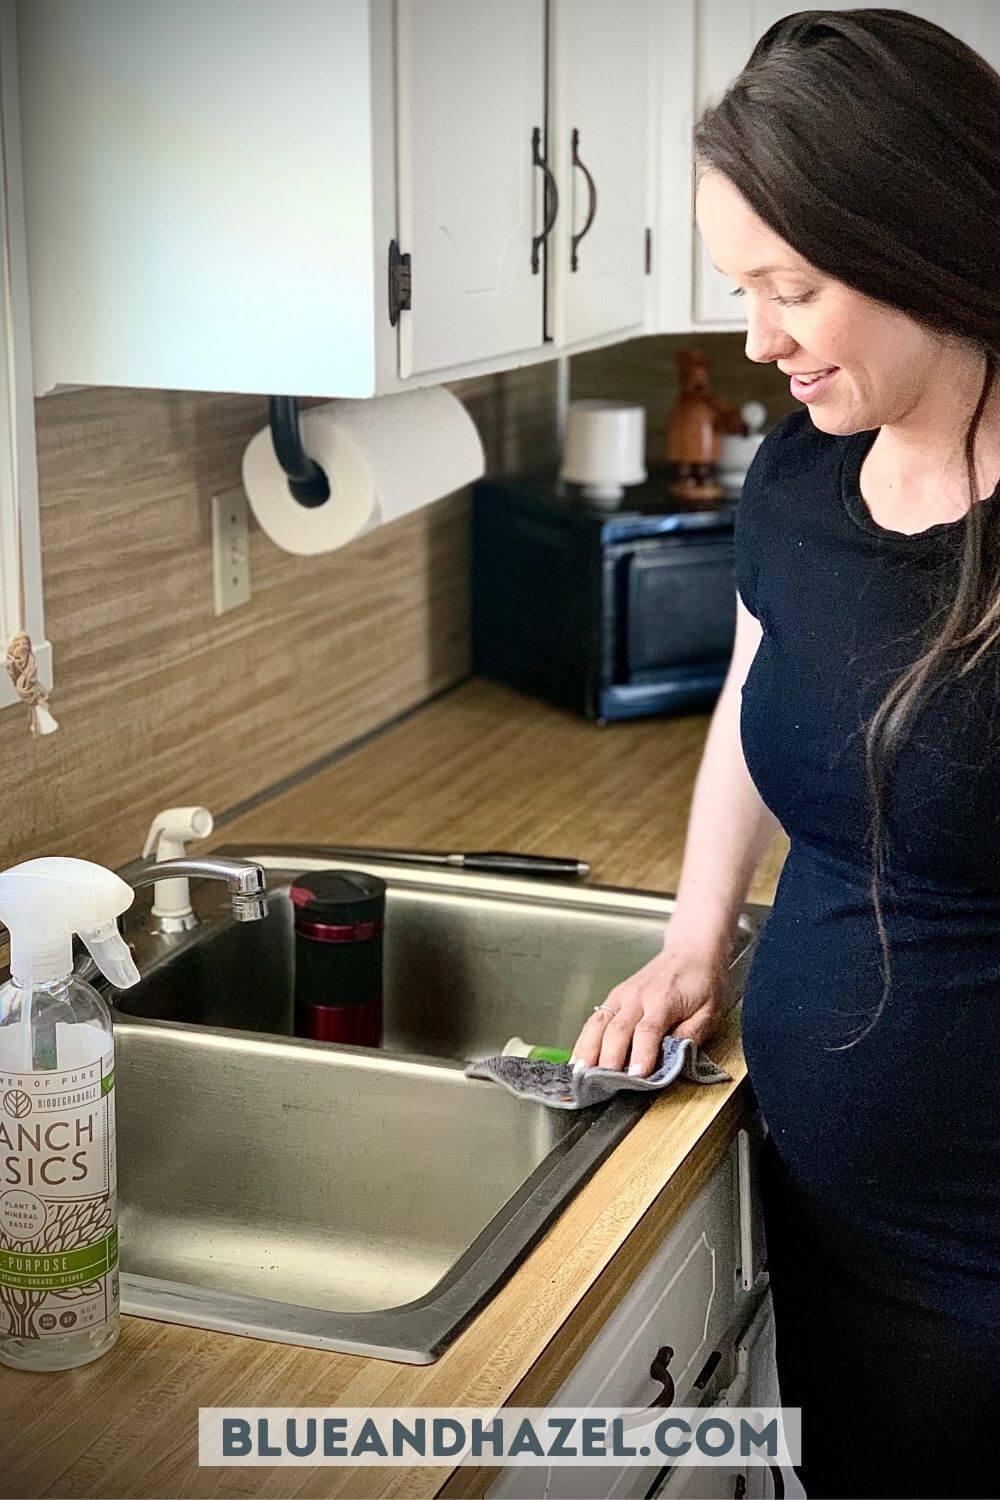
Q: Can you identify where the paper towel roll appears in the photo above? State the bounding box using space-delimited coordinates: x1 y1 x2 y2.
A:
241 386 485 556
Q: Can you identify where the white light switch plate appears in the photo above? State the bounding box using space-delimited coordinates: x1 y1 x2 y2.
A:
211 486 251 614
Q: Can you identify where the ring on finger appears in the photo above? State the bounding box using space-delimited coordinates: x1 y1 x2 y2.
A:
593 1003 619 1020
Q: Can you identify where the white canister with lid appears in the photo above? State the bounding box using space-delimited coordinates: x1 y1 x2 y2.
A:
560 401 647 504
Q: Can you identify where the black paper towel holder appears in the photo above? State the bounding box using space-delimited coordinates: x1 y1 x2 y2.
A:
268 395 331 507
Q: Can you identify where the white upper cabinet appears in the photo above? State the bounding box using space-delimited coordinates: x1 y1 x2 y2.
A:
17 0 655 398
547 0 651 349
691 0 1000 327
19 1 993 392
394 0 547 379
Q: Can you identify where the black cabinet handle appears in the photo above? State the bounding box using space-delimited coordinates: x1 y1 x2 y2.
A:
531 125 559 274
570 127 598 271
648 1343 676 1407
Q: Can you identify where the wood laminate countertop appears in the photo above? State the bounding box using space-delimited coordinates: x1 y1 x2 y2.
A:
0 680 787 1500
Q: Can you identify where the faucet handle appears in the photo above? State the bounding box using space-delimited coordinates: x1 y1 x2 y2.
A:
143 806 215 929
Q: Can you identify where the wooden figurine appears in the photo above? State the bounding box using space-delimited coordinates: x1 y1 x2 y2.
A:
664 349 744 503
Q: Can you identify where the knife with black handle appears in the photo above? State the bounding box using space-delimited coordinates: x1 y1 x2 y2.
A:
280 845 590 878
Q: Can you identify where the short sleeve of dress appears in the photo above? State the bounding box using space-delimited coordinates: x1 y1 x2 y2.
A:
734 432 773 624
733 413 792 621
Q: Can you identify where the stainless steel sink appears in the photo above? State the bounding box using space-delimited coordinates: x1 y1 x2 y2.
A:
100 845 766 1363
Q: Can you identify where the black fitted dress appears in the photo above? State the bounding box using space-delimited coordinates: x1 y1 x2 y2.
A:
735 407 1000 1499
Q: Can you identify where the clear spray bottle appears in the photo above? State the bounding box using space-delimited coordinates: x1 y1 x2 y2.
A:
0 857 139 1371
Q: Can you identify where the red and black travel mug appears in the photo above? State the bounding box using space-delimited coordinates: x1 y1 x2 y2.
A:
290 870 386 1046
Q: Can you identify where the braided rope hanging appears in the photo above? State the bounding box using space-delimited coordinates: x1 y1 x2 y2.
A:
5 631 58 735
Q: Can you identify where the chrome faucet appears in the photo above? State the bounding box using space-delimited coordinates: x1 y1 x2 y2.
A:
72 853 268 988
117 853 270 933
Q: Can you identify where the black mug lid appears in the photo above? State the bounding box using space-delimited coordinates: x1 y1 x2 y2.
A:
289 869 386 926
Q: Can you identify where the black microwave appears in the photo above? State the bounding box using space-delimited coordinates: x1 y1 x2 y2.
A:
470 472 738 722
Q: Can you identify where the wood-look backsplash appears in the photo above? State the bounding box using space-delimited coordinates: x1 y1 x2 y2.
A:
0 330 784 872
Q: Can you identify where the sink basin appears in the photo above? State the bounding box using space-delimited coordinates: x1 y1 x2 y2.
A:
101 845 766 1363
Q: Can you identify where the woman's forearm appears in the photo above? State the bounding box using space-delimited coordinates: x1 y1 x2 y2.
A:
667 673 782 961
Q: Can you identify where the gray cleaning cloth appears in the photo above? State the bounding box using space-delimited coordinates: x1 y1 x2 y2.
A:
464 1035 731 1110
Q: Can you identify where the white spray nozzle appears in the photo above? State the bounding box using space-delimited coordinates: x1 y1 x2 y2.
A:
142 806 214 860
143 806 214 924
0 856 140 989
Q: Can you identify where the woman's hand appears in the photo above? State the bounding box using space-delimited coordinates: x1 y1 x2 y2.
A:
568 939 737 1077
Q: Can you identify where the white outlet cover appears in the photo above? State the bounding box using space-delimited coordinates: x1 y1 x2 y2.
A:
211 486 251 614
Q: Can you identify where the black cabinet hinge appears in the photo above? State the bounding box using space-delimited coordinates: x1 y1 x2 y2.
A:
645 226 652 275
388 239 412 325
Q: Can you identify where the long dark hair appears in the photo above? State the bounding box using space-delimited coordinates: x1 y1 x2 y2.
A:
693 9 1000 1047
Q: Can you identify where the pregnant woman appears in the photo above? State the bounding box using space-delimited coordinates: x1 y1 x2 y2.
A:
569 11 1000 1498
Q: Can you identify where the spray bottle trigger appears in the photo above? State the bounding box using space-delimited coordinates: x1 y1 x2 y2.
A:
80 919 140 989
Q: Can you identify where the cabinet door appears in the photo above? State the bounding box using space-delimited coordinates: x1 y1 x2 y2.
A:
740 1289 806 1499
395 0 547 377
549 0 651 348
652 1456 747 1498
692 0 864 327
20 0 382 397
487 1151 739 1500
653 1292 799 1500
917 0 1000 69
645 0 697 334
691 1 1000 328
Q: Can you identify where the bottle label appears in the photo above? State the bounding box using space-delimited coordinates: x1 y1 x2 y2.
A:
0 1049 118 1341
